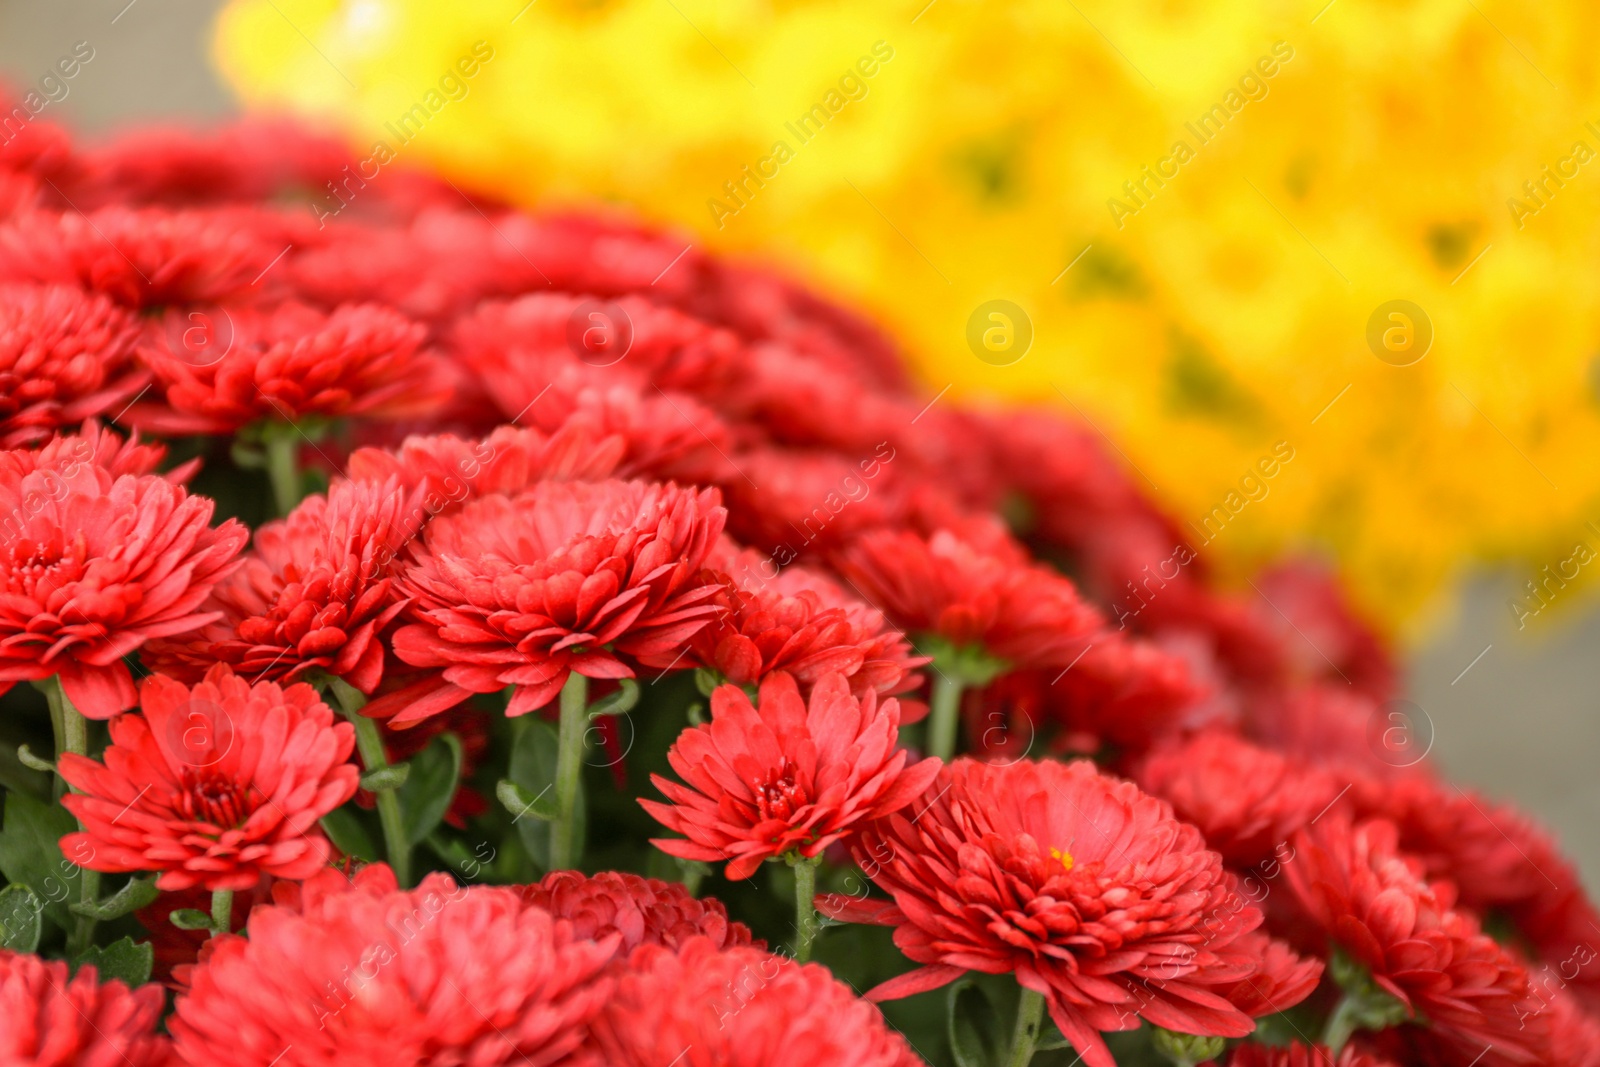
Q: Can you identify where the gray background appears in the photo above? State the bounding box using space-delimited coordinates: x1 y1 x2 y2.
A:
4 1 1595 885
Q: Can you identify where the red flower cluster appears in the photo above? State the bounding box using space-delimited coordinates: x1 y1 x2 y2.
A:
645 671 940 878
818 758 1302 1067
372 478 727 721
0 441 246 717
592 938 926 1067
0 948 174 1067
145 477 416 693
0 107 1592 1067
520 869 756 954
168 865 615 1067
60 664 358 890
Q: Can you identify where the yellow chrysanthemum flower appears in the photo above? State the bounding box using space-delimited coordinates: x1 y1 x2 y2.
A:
213 0 1600 635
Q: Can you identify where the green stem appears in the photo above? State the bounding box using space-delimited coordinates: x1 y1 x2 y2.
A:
790 854 821 963
264 428 301 517
44 682 67 800
210 888 234 937
329 679 411 887
42 678 101 955
550 672 589 871
927 673 965 762
1322 992 1362 1054
1005 987 1047 1067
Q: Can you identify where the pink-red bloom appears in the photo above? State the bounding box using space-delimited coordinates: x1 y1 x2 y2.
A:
346 422 621 509
1136 731 1346 868
371 478 726 722
519 870 755 955
59 664 358 890
644 671 940 879
591 937 926 1067
1211 927 1326 1020
133 300 443 434
0 454 246 717
819 758 1279 1067
143 477 415 693
0 948 174 1067
836 528 1102 673
1361 773 1600 1004
693 545 926 698
0 206 290 307
0 282 147 447
170 864 615 1067
1283 815 1548 1065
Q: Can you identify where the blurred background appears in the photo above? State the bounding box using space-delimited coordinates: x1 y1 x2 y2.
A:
2 0 1596 885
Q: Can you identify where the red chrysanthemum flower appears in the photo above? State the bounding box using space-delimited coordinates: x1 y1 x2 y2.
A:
692 545 926 698
347 422 622 509
1136 731 1346 868
7 418 194 482
0 206 290 307
1283 815 1548 1065
1045 635 1206 753
1211 927 1326 1020
65 119 353 208
718 447 925 556
520 870 756 955
58 663 358 890
835 528 1103 674
456 309 738 484
1226 1042 1402 1067
169 864 616 1067
0 456 246 717
0 948 174 1067
540 383 736 485
369 478 727 723
131 300 444 435
285 211 554 324
1358 773 1600 1004
590 937 926 1067
1548 986 1600 1067
644 671 941 879
0 282 148 447
818 758 1271 1067
143 477 415 693
454 291 742 403
1251 563 1397 703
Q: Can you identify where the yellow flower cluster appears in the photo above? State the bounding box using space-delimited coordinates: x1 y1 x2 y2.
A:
213 0 1600 635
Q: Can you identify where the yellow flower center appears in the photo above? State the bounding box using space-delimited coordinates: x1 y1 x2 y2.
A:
1050 847 1074 873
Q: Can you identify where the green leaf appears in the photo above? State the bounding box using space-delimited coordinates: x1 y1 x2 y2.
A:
947 979 1004 1067
15 744 53 773
1035 1019 1072 1052
0 791 82 930
397 733 462 847
360 764 410 791
507 719 582 874
496 779 558 822
0 884 43 953
228 439 266 469
320 806 378 862
693 668 721 698
72 937 153 987
588 678 640 718
69 876 159 921
168 909 213 931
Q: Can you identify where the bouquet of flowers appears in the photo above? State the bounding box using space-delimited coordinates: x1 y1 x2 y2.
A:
0 108 1595 1067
